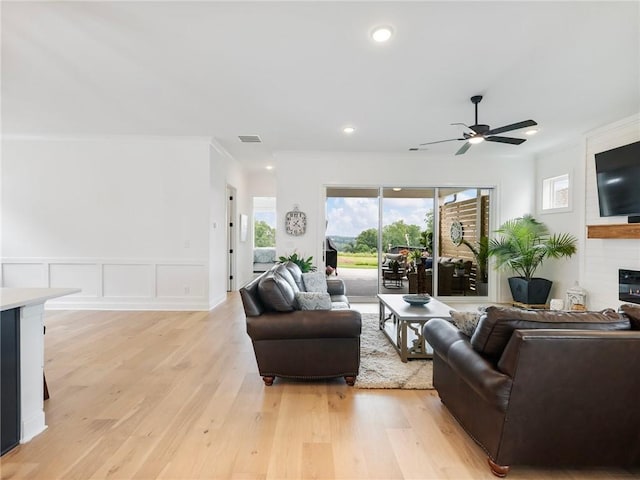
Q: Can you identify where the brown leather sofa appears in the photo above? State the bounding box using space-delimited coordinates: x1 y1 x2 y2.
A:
240 262 361 386
423 306 640 477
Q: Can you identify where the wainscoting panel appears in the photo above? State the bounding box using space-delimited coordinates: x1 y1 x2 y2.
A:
49 264 98 297
103 264 153 298
2 264 47 288
156 264 206 298
0 258 209 310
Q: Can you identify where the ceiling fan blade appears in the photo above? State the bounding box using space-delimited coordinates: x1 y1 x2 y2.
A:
455 142 472 155
450 122 477 133
486 120 537 136
485 136 526 145
419 138 465 146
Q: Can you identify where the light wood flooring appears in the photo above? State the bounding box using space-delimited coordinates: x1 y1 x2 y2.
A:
1 293 637 480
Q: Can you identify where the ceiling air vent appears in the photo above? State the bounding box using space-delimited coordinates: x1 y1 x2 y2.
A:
238 135 262 143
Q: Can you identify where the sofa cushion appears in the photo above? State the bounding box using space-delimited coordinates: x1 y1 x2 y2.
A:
620 303 640 330
331 301 350 310
302 271 328 293
258 271 296 312
449 310 481 337
246 309 362 341
471 306 630 358
275 264 301 294
284 261 305 290
295 291 332 310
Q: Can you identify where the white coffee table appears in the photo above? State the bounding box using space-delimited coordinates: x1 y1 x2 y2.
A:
377 294 452 362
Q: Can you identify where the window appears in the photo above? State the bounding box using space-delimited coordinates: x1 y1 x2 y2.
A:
253 197 276 247
542 174 570 211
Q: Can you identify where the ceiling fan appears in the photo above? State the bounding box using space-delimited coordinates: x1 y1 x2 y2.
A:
410 95 538 155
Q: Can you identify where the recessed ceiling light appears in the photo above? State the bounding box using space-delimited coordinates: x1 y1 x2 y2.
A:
265 165 274 170
371 26 393 43
392 187 402 192
468 136 484 144
525 128 540 136
343 126 355 134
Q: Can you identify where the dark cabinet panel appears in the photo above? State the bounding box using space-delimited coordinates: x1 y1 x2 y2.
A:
1 308 20 455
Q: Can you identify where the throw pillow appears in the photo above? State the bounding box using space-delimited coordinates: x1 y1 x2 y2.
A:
620 303 640 330
302 271 328 293
295 291 332 310
448 310 481 337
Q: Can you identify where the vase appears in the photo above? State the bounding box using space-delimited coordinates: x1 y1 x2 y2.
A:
508 277 552 305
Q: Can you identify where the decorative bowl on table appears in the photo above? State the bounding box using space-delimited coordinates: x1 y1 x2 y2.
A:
402 294 432 305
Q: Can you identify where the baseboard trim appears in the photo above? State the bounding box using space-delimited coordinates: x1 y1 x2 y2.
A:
46 300 211 311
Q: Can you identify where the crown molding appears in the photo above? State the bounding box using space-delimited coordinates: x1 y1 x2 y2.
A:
1 133 213 144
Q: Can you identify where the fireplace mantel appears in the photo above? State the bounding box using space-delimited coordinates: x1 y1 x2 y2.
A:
587 224 640 239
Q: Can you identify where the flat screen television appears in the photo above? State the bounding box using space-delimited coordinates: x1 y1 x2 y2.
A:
595 140 640 221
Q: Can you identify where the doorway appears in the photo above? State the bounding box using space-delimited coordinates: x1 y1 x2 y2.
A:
226 185 236 292
252 196 277 274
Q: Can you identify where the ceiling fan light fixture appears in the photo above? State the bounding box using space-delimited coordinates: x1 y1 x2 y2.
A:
371 26 393 43
413 96 536 155
343 126 355 134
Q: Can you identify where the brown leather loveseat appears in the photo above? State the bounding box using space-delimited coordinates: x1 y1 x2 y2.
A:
423 305 640 477
240 262 361 386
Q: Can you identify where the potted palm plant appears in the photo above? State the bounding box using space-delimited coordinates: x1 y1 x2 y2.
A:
278 252 316 273
462 236 489 296
488 215 577 305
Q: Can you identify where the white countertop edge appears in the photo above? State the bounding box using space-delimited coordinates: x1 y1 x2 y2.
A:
0 288 81 311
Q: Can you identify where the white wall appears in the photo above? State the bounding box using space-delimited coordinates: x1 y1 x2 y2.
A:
207 142 252 308
274 150 536 302
534 141 584 302
533 113 640 310
247 170 276 198
582 115 640 309
1 136 213 310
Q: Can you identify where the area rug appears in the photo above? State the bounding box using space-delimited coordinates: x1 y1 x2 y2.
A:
355 313 433 389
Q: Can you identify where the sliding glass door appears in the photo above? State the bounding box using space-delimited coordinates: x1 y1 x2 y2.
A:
436 188 491 297
326 188 380 300
326 185 492 301
380 188 434 295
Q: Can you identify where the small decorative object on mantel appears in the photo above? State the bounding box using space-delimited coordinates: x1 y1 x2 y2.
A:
566 282 587 311
285 205 307 236
550 298 564 311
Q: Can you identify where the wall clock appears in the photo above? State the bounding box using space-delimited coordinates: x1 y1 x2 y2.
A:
285 207 307 236
450 220 464 246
